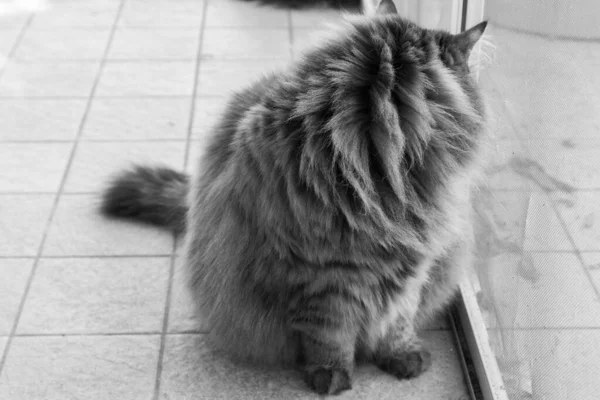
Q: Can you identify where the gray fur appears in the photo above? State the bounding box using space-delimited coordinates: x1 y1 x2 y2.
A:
102 2 488 395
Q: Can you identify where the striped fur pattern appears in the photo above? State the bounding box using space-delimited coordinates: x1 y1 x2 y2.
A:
101 0 488 395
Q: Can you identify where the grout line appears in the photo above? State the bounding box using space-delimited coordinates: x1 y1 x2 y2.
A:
0 0 127 379
152 1 208 398
0 14 34 80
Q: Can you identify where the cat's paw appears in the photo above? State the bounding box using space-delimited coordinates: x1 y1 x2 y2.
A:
305 367 352 395
377 349 432 380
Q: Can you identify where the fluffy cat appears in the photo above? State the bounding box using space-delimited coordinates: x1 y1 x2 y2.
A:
101 0 488 395
237 0 361 10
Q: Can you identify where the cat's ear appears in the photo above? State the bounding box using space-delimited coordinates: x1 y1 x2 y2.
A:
376 0 398 15
453 21 488 55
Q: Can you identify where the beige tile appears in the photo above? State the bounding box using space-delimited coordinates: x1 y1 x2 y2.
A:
556 191 600 251
159 331 468 399
205 0 288 28
28 0 121 28
291 9 343 28
197 59 289 96
64 141 186 193
108 28 200 60
119 0 205 28
0 194 54 256
0 99 87 141
0 143 73 193
502 253 600 328
579 252 600 295
0 259 34 335
18 257 169 334
0 335 160 400
0 336 6 355
168 257 207 333
202 28 291 60
0 61 99 97
0 12 30 28
96 61 196 96
191 96 228 139
14 28 111 60
83 98 192 140
42 194 174 256
511 330 600 399
0 27 22 54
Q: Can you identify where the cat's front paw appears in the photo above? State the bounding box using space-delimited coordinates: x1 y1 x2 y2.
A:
305 367 352 395
377 349 432 380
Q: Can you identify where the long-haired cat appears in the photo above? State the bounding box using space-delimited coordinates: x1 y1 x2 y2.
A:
101 0 488 395
238 0 361 10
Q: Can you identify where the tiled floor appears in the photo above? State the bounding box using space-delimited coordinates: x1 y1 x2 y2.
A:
0 1 470 399
477 24 600 399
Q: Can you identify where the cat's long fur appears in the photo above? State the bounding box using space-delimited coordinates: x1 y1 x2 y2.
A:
237 0 361 10
101 1 488 395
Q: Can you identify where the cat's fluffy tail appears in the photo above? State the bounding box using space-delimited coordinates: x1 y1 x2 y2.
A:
101 165 189 235
237 0 361 10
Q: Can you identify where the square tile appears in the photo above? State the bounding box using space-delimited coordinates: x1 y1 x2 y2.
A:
168 257 207 333
0 27 22 54
0 61 99 97
0 12 31 28
197 59 289 96
159 331 468 399
291 9 342 28
0 336 6 356
0 335 160 400
96 61 195 96
119 0 205 28
191 96 228 139
0 99 87 141
0 194 54 256
495 252 600 328
13 28 111 60
580 252 600 295
18 257 169 334
108 28 200 60
42 194 174 256
202 28 291 60
292 29 331 58
205 0 288 28
0 259 34 335
64 141 186 193
0 143 73 193
186 139 210 174
512 330 600 399
556 191 600 251
28 0 121 28
83 98 192 140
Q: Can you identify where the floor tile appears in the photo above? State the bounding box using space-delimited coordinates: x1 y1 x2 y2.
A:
202 28 291 60
0 27 22 55
197 59 289 96
119 0 205 28
0 259 34 335
492 253 600 328
42 194 174 256
13 28 111 61
512 330 600 400
186 140 209 174
0 143 72 193
0 12 31 28
64 141 186 193
0 99 87 141
0 335 160 400
18 257 169 334
0 61 99 97
290 9 343 28
28 0 121 28
556 191 600 251
96 61 195 96
108 28 200 60
579 252 600 296
292 29 331 58
205 0 288 28
191 96 228 139
0 337 6 356
168 257 207 333
159 331 468 400
83 97 192 140
0 194 54 256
